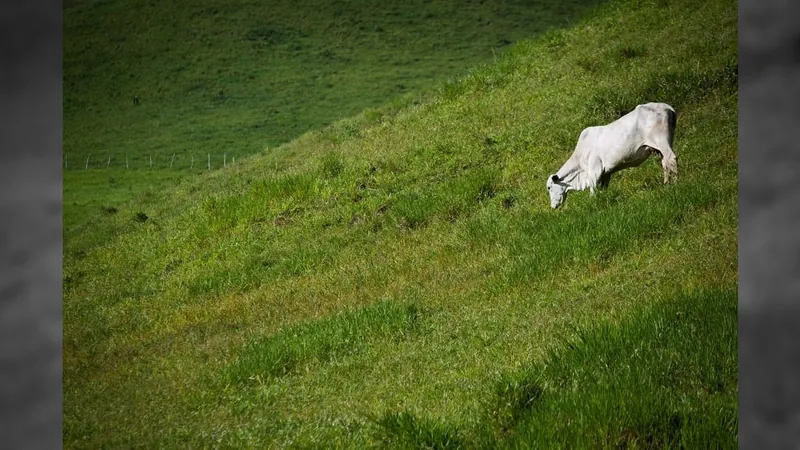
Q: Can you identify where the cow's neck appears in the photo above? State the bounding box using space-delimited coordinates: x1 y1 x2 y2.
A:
556 158 590 191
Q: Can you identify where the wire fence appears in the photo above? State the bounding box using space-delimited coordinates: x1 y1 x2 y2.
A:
62 152 245 171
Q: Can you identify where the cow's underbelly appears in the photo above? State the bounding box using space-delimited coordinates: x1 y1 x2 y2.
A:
604 145 652 173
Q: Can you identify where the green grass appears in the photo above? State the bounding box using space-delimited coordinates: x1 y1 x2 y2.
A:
502 287 738 449
376 287 737 449
223 300 421 385
63 0 738 447
63 169 196 239
64 0 603 157
63 0 606 240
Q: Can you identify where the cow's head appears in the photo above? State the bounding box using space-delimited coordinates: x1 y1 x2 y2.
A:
546 174 570 209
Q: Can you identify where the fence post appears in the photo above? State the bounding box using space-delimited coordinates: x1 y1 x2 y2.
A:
208 153 210 170
170 153 176 168
191 155 194 169
107 155 111 168
224 153 226 168
64 153 68 169
233 156 235 165
125 154 129 169
85 155 90 170
150 154 153 168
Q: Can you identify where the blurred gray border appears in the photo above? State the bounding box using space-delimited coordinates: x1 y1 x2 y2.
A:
739 0 800 448
0 1 62 449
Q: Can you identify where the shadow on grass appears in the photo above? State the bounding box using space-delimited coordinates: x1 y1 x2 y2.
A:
373 286 738 449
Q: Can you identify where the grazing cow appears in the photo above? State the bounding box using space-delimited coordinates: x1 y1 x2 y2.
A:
546 102 678 209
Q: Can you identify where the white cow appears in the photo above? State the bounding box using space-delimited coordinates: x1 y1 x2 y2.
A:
546 102 678 209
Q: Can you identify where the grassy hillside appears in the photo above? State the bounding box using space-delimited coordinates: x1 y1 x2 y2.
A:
63 0 738 447
63 0 604 236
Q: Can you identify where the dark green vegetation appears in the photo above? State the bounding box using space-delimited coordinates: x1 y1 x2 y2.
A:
63 0 738 447
377 287 737 448
64 0 603 233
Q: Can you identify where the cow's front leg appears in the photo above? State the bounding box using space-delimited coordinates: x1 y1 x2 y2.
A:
587 174 600 195
598 171 612 189
586 156 602 195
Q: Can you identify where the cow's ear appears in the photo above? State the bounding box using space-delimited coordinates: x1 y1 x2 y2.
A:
551 174 559 182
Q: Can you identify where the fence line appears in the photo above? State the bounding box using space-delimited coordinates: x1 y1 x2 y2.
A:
63 153 245 171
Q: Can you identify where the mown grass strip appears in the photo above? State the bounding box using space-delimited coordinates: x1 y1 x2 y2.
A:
374 286 737 449
223 300 421 386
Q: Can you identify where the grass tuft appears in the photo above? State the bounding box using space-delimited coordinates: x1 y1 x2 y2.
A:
488 372 546 434
617 45 648 60
375 411 465 450
320 152 346 179
223 300 421 386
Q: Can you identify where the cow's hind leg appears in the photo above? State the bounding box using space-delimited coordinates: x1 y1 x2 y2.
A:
661 147 678 184
648 144 678 184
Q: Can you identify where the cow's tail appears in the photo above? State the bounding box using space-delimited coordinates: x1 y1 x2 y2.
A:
665 105 677 148
662 105 678 182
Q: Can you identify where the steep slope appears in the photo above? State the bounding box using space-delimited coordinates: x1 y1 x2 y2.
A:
63 0 605 235
63 0 737 447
